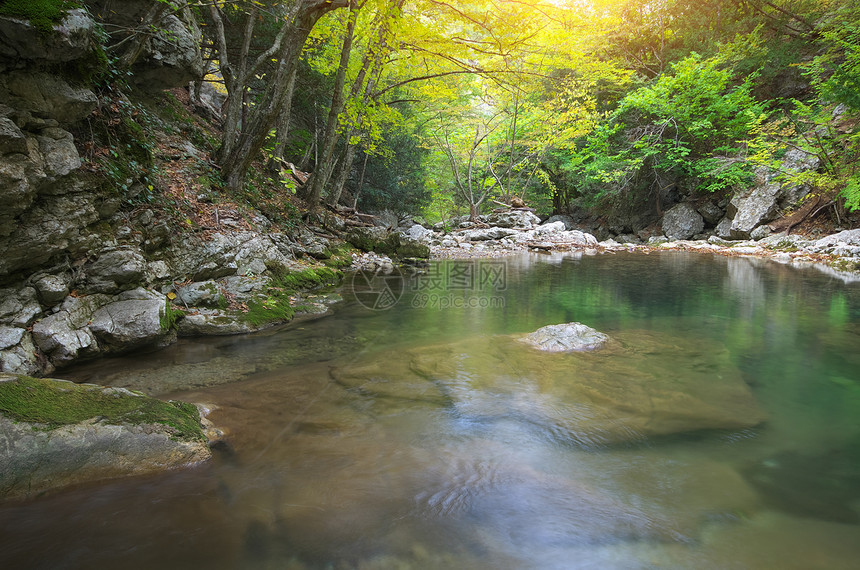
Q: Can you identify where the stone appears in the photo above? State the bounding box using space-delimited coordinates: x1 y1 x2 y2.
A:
36 128 81 178
6 71 97 124
130 14 205 92
0 117 28 155
396 237 430 259
0 325 24 350
545 214 575 229
532 221 567 236
0 9 94 62
697 200 724 226
729 169 781 239
750 225 771 240
811 229 860 256
518 322 610 352
175 280 224 308
31 310 100 366
33 274 70 306
85 247 147 293
403 224 435 243
177 311 258 337
714 216 734 239
485 210 541 229
346 226 398 254
0 374 210 500
88 296 168 352
0 332 41 375
460 227 518 241
662 202 705 240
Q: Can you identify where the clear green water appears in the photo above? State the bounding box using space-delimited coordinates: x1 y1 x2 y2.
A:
2 251 860 569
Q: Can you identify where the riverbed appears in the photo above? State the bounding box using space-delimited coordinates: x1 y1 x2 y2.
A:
2 251 860 569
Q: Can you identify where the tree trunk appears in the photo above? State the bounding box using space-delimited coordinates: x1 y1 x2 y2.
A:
218 1 349 190
302 1 360 208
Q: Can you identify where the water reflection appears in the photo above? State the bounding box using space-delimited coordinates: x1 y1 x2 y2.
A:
3 252 860 569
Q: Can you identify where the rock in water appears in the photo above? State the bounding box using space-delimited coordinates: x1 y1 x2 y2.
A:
0 374 211 500
518 322 609 352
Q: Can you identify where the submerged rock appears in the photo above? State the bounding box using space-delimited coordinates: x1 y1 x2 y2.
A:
519 322 609 352
0 374 210 500
333 331 766 446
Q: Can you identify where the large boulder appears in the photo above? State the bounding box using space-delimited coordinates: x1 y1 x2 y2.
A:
662 202 705 240
0 374 210 500
5 71 97 124
0 9 95 63
346 226 399 254
518 322 609 352
130 14 205 92
729 150 820 239
810 229 860 257
461 227 518 241
87 290 170 352
486 209 541 229
85 247 147 293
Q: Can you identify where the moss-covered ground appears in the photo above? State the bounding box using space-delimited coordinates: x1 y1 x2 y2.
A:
243 267 342 326
0 376 204 442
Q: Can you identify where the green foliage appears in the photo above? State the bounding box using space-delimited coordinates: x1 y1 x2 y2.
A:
160 300 185 331
0 0 77 32
0 376 204 442
558 51 765 213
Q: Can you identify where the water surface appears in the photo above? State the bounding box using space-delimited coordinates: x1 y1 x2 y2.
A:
2 251 860 569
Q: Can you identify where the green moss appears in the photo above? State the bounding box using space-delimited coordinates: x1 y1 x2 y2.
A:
160 300 185 331
0 376 205 442
0 0 77 33
243 267 342 326
324 244 359 268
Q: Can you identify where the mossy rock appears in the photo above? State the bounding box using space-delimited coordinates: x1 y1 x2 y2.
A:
0 374 210 500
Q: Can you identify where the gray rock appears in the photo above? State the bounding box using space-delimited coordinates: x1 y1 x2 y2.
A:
86 247 147 293
616 233 642 244
662 202 705 240
131 14 205 92
486 210 541 229
697 201 724 226
0 117 28 155
177 311 257 337
6 71 97 124
396 237 430 258
32 310 100 366
729 169 781 239
404 224 434 243
0 9 94 62
461 227 518 241
0 187 105 278
558 230 599 247
533 221 567 236
0 374 210 500
714 216 734 239
175 280 224 308
0 332 41 375
33 274 70 306
0 325 24 350
545 214 575 229
346 226 398 253
88 297 168 352
519 322 609 352
811 229 860 256
36 128 81 178
750 225 771 240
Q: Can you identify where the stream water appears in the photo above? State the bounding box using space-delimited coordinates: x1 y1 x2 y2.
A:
2 251 860 569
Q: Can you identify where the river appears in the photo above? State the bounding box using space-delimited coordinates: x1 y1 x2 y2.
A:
2 251 860 569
